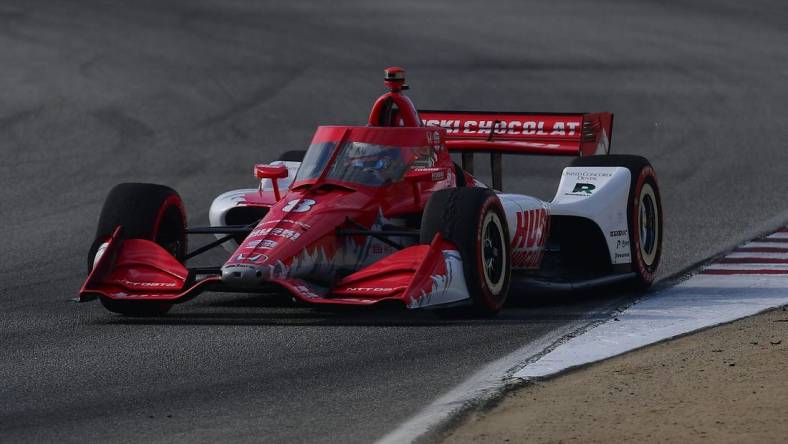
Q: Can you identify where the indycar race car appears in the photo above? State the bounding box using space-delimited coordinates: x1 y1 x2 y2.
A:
79 67 662 317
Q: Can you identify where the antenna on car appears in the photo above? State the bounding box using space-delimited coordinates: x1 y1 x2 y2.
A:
369 67 420 127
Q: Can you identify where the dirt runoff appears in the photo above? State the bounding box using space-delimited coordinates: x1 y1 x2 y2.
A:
440 306 788 444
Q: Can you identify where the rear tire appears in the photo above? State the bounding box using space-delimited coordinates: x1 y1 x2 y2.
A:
88 183 187 316
570 155 662 289
421 188 511 316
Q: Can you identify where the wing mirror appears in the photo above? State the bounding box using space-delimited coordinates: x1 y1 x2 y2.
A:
254 164 289 200
404 167 448 205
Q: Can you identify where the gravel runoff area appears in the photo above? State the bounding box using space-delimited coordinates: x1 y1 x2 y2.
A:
439 306 788 443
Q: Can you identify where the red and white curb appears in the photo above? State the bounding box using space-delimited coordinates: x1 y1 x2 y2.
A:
377 226 788 444
702 229 788 274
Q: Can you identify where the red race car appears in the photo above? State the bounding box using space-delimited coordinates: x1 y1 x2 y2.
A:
80 67 662 317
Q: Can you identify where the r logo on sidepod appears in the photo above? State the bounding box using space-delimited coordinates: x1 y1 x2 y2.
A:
571 183 596 195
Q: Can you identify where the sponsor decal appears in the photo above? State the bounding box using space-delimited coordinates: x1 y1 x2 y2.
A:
283 199 315 213
245 239 278 249
115 279 178 288
616 239 630 250
227 264 259 270
235 253 268 262
234 252 268 263
260 219 312 230
422 119 580 137
249 253 268 263
344 287 395 293
259 240 278 249
566 183 596 196
511 208 549 268
610 229 628 237
112 292 172 298
563 170 613 181
248 227 301 240
615 252 631 260
410 167 447 181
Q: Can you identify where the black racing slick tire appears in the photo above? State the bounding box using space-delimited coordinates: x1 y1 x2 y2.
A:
87 183 188 316
420 188 512 316
277 150 306 162
570 155 663 289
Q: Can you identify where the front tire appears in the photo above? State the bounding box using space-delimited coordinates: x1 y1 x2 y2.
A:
421 188 512 316
628 165 662 289
88 183 187 316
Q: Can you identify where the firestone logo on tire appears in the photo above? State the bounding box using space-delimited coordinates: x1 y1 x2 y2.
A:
115 279 178 288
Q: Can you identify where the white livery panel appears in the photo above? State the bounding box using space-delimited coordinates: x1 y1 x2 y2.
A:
549 166 632 265
209 160 301 252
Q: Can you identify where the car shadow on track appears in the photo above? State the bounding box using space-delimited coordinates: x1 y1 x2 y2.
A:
507 282 640 308
96 284 642 327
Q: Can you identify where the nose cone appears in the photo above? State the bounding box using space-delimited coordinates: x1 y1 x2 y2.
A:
220 188 374 288
220 264 268 287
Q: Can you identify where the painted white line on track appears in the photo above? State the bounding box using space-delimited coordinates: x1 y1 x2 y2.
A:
766 232 788 239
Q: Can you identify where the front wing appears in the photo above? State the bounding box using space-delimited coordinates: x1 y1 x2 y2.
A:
78 230 472 310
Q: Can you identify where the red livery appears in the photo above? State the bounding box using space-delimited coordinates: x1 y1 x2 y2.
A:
80 67 662 317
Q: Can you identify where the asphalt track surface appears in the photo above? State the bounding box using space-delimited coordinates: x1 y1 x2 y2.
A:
2 1 788 442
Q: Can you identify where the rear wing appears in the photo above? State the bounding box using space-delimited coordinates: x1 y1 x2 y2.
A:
419 111 613 190
419 111 613 157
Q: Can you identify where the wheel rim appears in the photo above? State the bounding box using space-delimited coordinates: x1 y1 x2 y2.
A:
481 211 506 294
638 183 659 267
